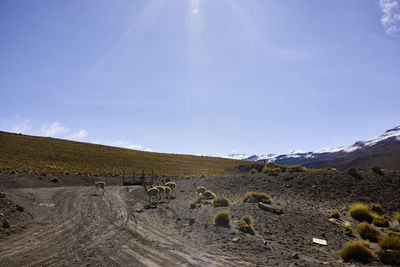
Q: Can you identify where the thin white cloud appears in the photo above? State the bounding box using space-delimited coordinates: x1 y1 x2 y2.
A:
69 129 88 140
40 122 69 137
231 149 238 153
106 140 152 151
379 0 400 36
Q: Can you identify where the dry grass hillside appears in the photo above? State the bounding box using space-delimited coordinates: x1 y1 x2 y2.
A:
0 131 251 177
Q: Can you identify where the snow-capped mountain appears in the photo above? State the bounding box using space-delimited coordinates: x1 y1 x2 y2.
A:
226 126 400 169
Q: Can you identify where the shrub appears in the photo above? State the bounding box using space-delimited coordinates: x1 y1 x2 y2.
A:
349 203 374 223
339 240 375 263
379 234 400 250
377 250 400 265
370 203 385 216
344 224 353 236
330 209 340 219
249 168 258 174
188 200 196 209
286 166 307 172
242 192 272 204
388 230 400 238
0 192 7 198
202 190 216 199
372 215 389 228
9 208 17 213
371 166 384 176
395 212 400 222
239 215 254 234
357 222 382 242
214 210 231 226
212 196 229 207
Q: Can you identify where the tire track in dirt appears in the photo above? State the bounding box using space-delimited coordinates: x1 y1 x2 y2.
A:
0 186 243 266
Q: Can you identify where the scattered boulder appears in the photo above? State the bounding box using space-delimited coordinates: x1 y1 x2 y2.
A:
232 237 240 243
16 205 24 212
258 203 283 214
2 219 10 228
372 167 384 176
291 253 299 259
135 209 143 213
348 168 362 180
245 197 258 203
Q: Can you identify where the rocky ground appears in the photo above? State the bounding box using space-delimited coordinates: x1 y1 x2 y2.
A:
0 169 399 266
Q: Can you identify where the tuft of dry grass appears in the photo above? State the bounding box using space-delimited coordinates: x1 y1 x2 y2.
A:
242 192 272 204
344 221 353 236
378 234 400 250
188 200 197 209
388 230 400 238
377 250 400 265
339 240 375 263
262 166 281 173
202 190 216 199
214 210 231 226
212 196 229 207
249 168 258 174
370 203 385 216
395 212 400 223
239 214 254 234
348 203 374 223
285 166 307 172
357 222 382 242
372 215 389 228
330 209 340 219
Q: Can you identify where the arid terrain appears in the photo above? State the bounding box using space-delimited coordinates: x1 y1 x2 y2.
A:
1 169 399 266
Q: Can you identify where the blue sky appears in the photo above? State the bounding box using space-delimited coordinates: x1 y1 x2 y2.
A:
1 0 400 156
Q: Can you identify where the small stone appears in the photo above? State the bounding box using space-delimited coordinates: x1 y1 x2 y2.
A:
232 237 240 243
16 205 24 212
263 240 268 245
0 213 4 217
291 253 299 259
2 219 10 228
189 218 195 225
245 197 257 203
135 209 143 213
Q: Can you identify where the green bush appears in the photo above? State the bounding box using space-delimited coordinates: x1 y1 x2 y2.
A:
370 203 385 216
339 240 375 263
357 222 382 242
242 192 272 204
249 168 258 174
349 203 374 223
214 210 231 226
212 196 229 207
377 250 400 265
202 190 216 199
188 200 197 209
372 215 389 227
379 234 400 250
239 215 254 234
286 166 307 172
330 209 340 219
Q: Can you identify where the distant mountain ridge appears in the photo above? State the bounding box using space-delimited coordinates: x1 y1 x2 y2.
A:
227 126 400 170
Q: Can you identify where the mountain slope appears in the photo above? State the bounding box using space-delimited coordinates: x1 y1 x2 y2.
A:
227 126 400 170
0 131 249 176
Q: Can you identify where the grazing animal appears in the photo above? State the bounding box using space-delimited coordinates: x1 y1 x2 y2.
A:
157 182 171 202
91 177 106 196
151 182 165 202
193 182 206 197
162 179 176 198
143 184 159 204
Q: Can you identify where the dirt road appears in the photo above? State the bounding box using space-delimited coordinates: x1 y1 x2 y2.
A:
0 186 241 267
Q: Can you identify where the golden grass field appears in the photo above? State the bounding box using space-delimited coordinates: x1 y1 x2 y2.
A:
0 131 253 177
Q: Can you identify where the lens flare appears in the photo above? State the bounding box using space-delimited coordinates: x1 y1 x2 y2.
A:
193 9 198 14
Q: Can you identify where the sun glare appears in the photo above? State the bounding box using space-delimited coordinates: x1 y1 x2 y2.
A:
193 9 198 14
